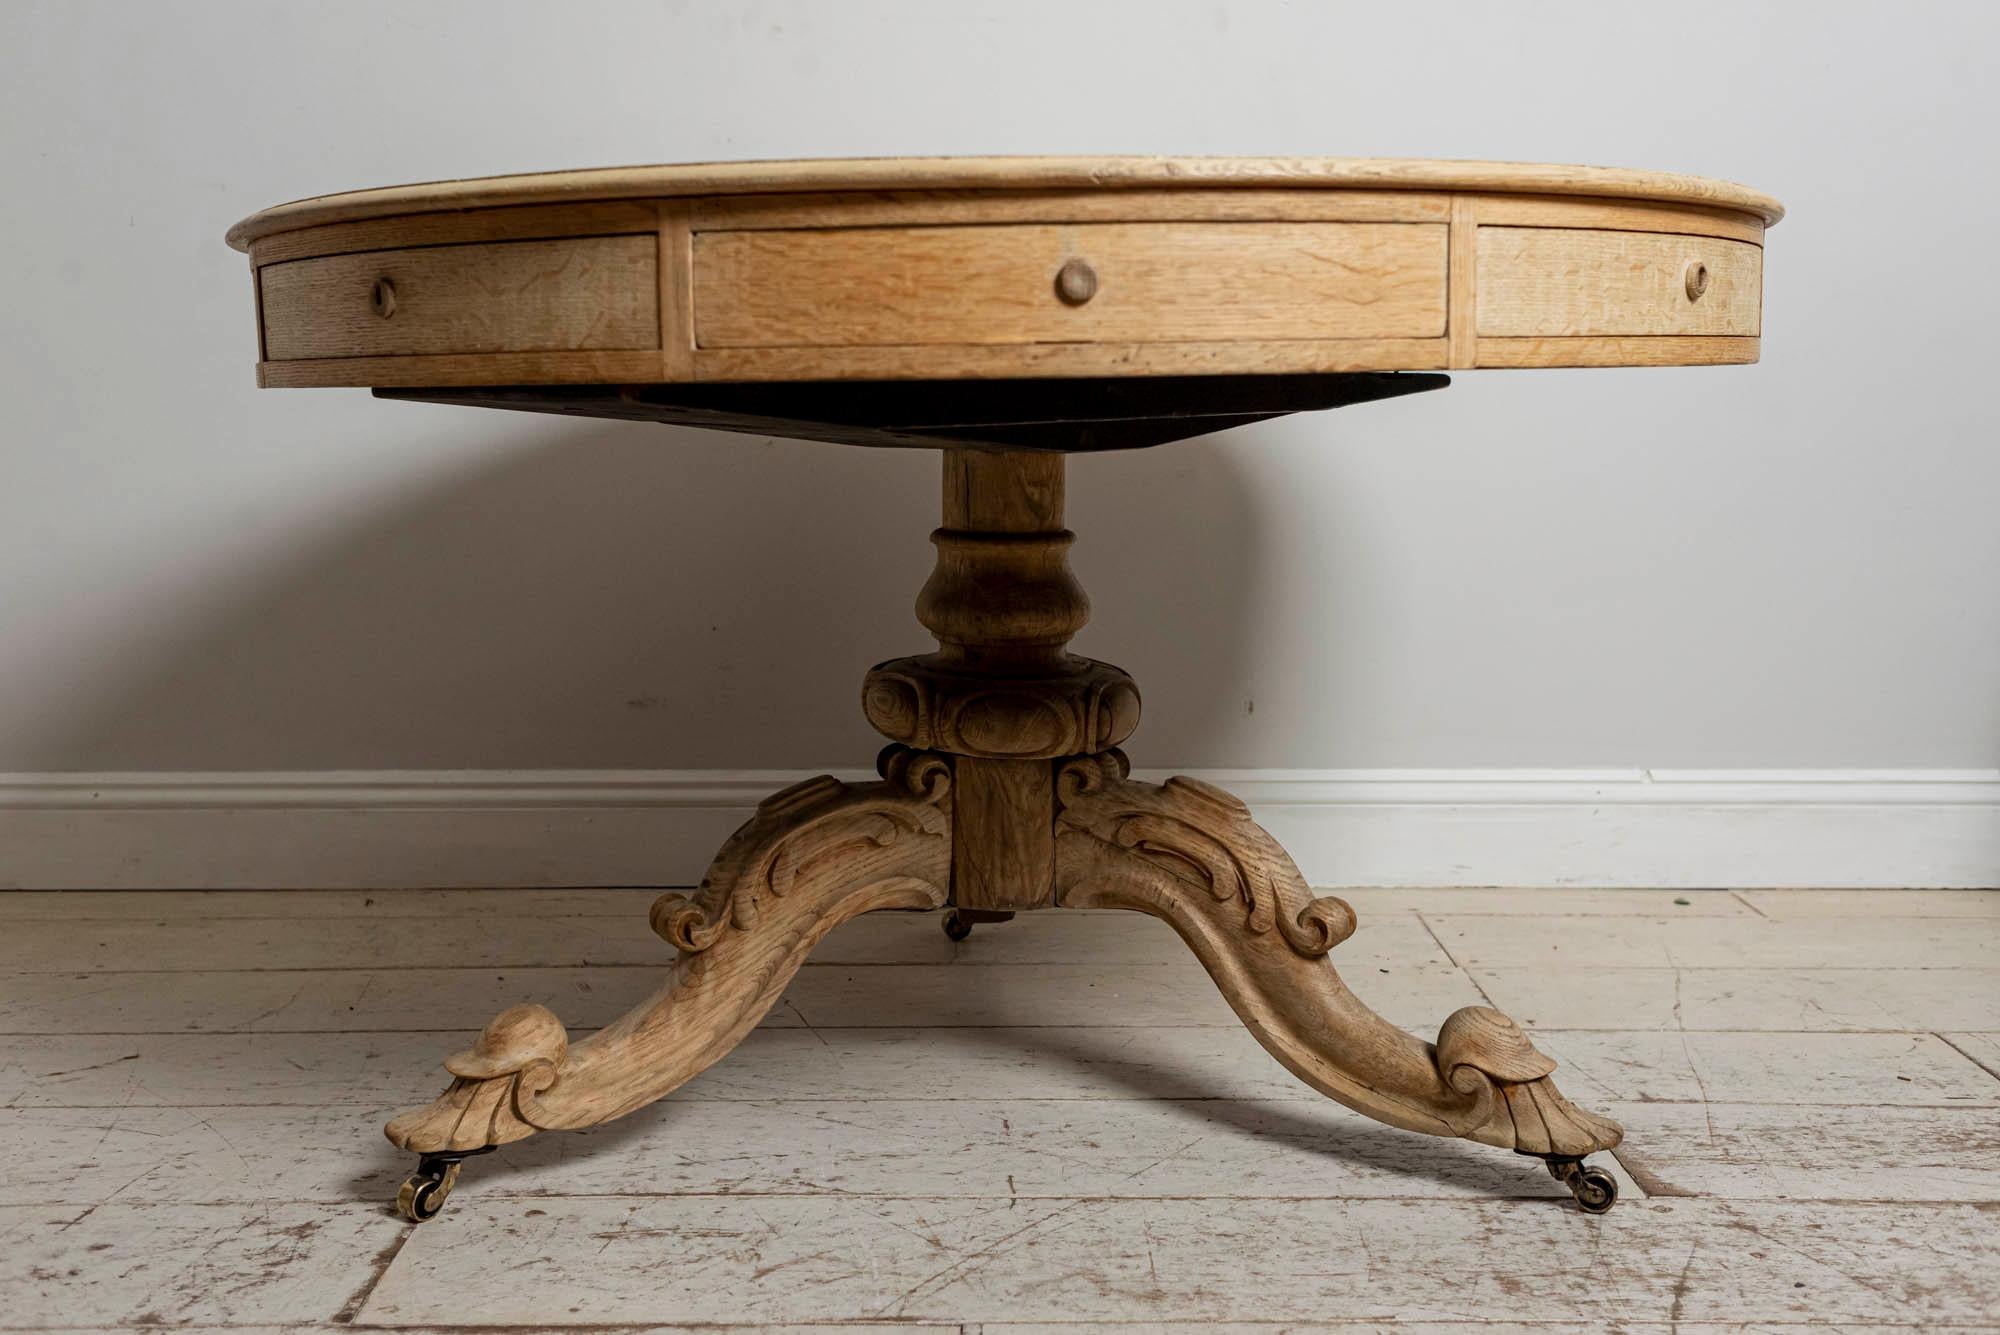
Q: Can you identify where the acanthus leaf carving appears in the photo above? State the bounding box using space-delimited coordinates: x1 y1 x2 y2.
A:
386 1001 571 1153
1051 751 1621 1161
1055 750 1356 958
385 747 953 1155
1434 1005 1623 1158
649 748 951 953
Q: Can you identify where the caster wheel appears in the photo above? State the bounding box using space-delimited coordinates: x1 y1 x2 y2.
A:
394 1151 487 1222
942 910 973 942
1569 1165 1618 1214
1545 1156 1618 1214
396 1161 460 1222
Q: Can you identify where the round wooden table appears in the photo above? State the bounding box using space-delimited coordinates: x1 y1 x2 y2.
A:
228 156 1783 1221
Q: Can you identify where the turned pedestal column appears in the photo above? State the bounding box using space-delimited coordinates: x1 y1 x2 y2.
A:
863 450 1138 916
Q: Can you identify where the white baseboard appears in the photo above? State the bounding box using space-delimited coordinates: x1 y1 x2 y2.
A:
1 768 1995 890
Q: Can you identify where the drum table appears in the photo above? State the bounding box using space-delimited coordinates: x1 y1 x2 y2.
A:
227 156 1782 1221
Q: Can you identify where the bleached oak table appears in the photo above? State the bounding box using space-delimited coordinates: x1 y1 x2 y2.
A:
226 156 1782 1221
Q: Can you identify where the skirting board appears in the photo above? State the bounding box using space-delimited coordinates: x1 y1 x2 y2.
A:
0 768 1995 891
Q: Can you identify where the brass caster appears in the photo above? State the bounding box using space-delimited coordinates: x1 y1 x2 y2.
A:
1544 1155 1618 1214
395 1147 492 1223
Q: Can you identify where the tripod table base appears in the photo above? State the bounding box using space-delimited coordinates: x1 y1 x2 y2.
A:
385 450 1621 1219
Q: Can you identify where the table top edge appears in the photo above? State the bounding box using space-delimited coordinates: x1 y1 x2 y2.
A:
225 155 1784 250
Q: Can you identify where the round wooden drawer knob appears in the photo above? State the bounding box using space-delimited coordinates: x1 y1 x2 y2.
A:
1683 260 1710 302
371 276 398 319
1054 258 1098 306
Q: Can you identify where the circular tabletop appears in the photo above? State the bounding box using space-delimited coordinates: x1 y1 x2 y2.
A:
228 155 1780 397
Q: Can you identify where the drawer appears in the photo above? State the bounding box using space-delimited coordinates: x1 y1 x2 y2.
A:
692 222 1448 348
1476 227 1761 337
259 235 659 361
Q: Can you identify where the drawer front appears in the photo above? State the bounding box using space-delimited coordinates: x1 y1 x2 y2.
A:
1476 227 1761 337
259 235 659 361
693 222 1448 348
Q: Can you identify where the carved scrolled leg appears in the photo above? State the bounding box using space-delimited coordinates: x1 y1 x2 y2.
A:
385 747 953 1159
1053 751 1621 1160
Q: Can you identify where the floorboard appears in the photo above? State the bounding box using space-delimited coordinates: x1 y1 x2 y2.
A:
0 957 1484 1034
0 906 1443 972
1427 914 2000 969
3 886 1994 1329
0 1098 1636 1207
1473 965 2000 1031
358 1197 1997 1327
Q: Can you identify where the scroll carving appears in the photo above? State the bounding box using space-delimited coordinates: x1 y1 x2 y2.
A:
650 747 951 951
385 747 954 1154
1055 750 1355 957
1053 752 1620 1159
1434 1005 1624 1158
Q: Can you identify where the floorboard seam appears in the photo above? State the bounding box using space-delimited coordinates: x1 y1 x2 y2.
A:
330 1220 415 1326
1935 1031 2000 1082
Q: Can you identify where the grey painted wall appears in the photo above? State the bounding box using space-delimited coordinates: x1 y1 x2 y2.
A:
3 0 1994 774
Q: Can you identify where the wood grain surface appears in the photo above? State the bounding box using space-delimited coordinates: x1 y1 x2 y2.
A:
692 221 1447 347
259 234 658 360
229 156 1777 388
1476 227 1762 337
225 155 1786 248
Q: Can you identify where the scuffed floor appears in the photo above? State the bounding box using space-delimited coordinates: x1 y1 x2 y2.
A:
2 886 1996 1330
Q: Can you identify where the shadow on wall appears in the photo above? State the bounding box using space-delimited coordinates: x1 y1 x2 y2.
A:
29 414 1303 775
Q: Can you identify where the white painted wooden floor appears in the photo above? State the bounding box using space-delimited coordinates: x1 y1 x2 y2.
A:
3 887 1997 1331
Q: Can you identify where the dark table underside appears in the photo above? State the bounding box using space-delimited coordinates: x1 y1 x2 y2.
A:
375 371 1449 452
